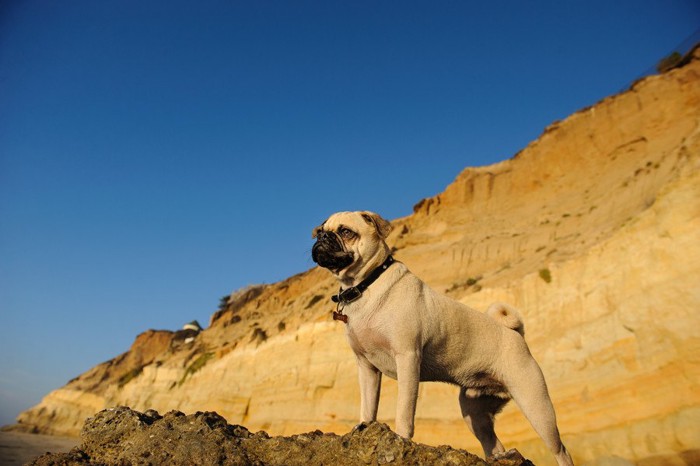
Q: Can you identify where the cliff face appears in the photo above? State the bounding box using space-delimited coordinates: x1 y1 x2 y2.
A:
13 50 700 466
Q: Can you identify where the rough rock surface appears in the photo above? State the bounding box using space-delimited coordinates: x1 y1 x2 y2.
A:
29 407 532 466
10 49 700 466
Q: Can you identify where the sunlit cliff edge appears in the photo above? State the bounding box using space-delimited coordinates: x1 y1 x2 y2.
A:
9 49 700 466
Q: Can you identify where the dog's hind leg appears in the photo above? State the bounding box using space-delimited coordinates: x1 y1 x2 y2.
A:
458 388 507 458
501 357 574 466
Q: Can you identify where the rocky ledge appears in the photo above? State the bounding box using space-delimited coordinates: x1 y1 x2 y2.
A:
29 407 532 465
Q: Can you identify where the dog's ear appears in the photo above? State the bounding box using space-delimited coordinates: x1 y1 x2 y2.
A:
361 212 393 239
312 221 326 239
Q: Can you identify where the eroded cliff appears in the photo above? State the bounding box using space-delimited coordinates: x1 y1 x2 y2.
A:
12 49 700 466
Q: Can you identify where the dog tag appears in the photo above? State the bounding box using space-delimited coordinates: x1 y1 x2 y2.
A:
333 310 348 323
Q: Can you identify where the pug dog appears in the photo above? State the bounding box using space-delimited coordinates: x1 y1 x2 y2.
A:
312 211 574 466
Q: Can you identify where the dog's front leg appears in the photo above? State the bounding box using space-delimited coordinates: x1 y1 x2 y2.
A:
395 350 421 438
357 356 382 422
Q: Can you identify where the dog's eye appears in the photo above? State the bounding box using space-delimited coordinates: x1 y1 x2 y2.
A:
338 228 356 240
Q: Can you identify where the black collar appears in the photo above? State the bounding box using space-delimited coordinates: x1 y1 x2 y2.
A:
332 255 395 306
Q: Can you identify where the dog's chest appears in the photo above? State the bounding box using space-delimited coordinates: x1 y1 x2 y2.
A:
345 323 398 377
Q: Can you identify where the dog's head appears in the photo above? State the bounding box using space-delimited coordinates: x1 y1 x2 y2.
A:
312 211 393 280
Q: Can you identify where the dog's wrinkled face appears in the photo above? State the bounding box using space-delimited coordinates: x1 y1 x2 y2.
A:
312 211 392 276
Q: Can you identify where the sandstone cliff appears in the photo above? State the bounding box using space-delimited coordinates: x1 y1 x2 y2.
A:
12 48 700 466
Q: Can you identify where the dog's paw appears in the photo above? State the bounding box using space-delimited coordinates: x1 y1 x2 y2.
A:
352 422 370 433
489 449 533 465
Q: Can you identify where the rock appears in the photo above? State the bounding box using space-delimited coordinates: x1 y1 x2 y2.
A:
28 407 532 465
29 449 92 466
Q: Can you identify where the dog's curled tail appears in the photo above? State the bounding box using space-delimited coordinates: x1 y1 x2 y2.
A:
486 302 525 336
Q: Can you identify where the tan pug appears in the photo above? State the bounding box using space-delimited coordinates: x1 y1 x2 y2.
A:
312 211 574 466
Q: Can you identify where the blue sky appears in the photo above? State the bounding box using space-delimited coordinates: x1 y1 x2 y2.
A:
1 1 698 427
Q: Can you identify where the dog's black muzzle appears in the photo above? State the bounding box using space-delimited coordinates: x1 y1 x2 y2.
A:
312 231 354 272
